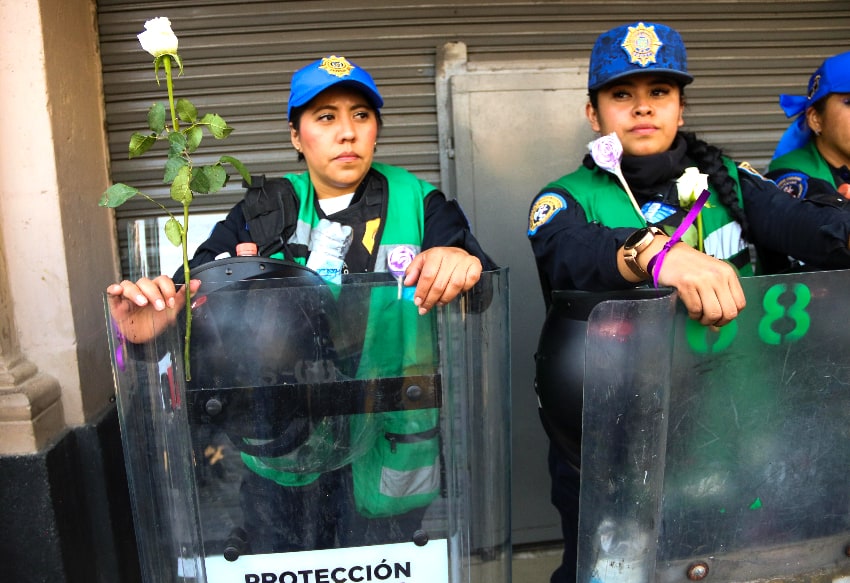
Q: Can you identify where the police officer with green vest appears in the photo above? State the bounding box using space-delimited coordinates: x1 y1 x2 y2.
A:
527 22 850 583
107 54 495 552
767 50 850 207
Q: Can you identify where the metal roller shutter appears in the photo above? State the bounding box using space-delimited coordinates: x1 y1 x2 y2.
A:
97 0 849 274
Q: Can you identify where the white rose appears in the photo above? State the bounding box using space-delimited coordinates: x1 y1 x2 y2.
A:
676 167 709 209
137 17 178 58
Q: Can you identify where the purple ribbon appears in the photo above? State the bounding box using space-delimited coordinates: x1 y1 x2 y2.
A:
111 320 126 372
647 189 711 288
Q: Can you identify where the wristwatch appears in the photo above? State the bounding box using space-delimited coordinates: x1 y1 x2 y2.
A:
623 226 664 278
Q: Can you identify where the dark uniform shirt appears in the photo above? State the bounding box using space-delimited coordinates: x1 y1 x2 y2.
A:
178 168 495 279
765 161 850 210
529 138 850 296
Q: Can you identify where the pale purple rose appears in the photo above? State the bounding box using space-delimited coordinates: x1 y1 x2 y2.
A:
387 245 417 278
588 132 643 217
589 132 624 174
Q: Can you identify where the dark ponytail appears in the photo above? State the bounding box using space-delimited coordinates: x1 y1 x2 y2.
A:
681 131 749 240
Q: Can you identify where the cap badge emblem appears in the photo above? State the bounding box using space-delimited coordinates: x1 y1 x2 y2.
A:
319 55 355 78
808 74 820 100
621 23 663 67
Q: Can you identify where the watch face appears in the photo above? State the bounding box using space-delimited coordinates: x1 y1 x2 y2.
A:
625 227 651 248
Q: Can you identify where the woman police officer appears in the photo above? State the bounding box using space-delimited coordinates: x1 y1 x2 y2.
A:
527 22 850 583
767 50 850 205
107 54 495 552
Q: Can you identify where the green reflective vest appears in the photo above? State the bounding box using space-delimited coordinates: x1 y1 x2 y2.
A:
545 159 754 275
242 163 442 517
768 141 838 189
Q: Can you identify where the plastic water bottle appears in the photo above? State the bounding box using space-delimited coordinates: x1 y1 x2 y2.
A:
306 219 353 284
589 518 651 583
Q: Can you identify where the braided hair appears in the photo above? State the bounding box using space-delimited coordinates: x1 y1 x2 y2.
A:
588 87 750 240
680 131 749 240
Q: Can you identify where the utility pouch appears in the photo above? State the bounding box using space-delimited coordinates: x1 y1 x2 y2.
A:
351 409 441 518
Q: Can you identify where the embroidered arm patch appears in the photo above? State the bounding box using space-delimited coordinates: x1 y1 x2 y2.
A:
773 172 809 199
528 193 567 236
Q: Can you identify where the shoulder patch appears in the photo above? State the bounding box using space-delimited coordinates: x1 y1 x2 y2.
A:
737 161 765 179
528 193 567 236
774 172 809 199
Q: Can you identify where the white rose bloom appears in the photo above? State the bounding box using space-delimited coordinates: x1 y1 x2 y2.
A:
138 17 178 58
676 167 709 208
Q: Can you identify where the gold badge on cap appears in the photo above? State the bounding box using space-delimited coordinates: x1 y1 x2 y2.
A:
808 74 821 100
319 55 355 78
621 23 663 67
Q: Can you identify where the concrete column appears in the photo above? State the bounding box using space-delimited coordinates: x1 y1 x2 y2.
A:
0 3 138 580
0 238 64 454
0 0 119 455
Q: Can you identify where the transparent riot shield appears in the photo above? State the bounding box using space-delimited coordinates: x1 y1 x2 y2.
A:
104 259 510 583
539 270 850 583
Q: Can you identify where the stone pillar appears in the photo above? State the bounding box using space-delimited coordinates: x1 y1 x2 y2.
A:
0 0 67 455
0 1 139 580
0 240 64 454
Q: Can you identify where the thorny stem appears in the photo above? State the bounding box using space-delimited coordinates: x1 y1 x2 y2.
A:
164 57 179 132
182 202 192 381
165 55 192 381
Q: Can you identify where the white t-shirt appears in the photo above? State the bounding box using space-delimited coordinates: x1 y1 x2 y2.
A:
318 193 355 215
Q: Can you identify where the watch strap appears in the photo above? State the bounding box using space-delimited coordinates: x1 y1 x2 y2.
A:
623 226 664 278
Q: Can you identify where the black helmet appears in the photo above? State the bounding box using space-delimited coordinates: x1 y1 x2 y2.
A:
535 288 668 468
184 256 377 471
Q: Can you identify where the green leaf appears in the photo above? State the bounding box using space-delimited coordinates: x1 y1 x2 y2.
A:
170 53 184 76
163 155 188 184
153 55 164 84
200 113 233 139
190 164 227 194
168 131 187 156
176 98 197 123
99 183 139 208
153 53 183 81
147 103 166 133
184 125 203 153
164 217 183 247
128 132 156 159
221 155 251 186
170 166 193 204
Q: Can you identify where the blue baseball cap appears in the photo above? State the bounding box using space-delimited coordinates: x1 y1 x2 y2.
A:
588 22 693 91
773 50 850 159
287 55 384 120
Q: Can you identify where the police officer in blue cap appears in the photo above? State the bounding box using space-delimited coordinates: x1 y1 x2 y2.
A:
528 23 850 583
109 54 492 330
767 50 850 210
107 54 495 552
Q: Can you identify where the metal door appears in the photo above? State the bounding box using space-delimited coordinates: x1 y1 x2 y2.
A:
436 41 594 544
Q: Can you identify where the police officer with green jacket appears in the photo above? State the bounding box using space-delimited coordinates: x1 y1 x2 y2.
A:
767 50 850 207
107 54 495 552
527 22 850 583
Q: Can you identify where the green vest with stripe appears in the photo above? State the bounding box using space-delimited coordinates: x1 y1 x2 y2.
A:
546 159 754 275
242 162 442 517
768 140 838 189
